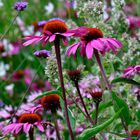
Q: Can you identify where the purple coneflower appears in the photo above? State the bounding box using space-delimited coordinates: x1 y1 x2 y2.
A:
3 113 44 135
67 27 122 59
14 1 28 11
23 18 76 47
123 65 140 78
34 50 51 58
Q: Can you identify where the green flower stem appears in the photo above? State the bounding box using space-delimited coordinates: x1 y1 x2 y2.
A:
54 37 74 140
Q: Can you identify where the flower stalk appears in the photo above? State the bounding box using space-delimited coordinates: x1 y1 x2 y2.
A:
54 37 74 140
29 128 34 140
94 49 112 93
74 81 94 125
53 113 61 140
94 49 132 139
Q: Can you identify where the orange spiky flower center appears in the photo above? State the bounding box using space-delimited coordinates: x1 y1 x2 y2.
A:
81 28 103 42
67 69 81 82
43 20 68 34
41 94 60 112
16 70 24 78
18 113 41 124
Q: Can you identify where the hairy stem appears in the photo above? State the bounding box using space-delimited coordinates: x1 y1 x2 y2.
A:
54 37 74 140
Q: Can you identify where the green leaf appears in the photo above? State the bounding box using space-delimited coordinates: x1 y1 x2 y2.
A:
111 77 140 86
60 98 76 130
77 108 123 140
32 90 62 102
112 92 131 125
92 101 112 119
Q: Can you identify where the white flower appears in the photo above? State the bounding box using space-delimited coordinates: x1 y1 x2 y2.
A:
0 0 3 7
0 62 9 77
44 2 54 15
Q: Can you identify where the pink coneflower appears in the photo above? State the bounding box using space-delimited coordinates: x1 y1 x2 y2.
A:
123 65 140 78
3 113 44 135
41 94 60 113
67 27 122 59
34 50 51 58
127 16 140 29
23 18 76 47
12 69 32 85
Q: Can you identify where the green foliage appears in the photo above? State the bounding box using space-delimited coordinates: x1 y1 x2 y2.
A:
92 101 112 119
77 108 123 140
112 92 132 125
111 77 140 86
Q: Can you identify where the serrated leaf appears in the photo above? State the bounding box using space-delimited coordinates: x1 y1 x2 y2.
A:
32 90 62 102
111 77 140 86
112 92 131 125
77 108 123 140
92 101 112 119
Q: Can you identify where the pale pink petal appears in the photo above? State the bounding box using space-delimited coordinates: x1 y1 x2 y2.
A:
15 124 23 134
49 35 56 42
3 124 16 135
61 32 75 37
35 123 44 132
23 37 42 46
23 123 31 134
86 42 94 59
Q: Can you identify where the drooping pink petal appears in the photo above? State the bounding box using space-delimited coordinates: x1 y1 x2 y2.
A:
35 122 44 132
15 124 23 134
91 39 104 51
107 38 122 49
109 38 122 48
86 42 94 59
61 32 75 37
3 124 16 135
23 123 31 134
49 34 56 42
66 42 80 56
23 36 43 46
68 26 88 37
106 40 117 54
62 37 69 46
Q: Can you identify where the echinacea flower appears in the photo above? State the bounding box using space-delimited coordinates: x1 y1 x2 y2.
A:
14 1 28 11
34 50 51 58
123 65 140 78
3 113 44 135
67 27 122 59
127 16 140 29
89 88 103 103
41 94 60 113
23 18 77 47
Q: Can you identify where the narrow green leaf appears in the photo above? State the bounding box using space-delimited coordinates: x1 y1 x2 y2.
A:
92 101 112 119
112 92 131 125
111 77 140 86
32 90 62 102
60 98 76 130
77 108 123 140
